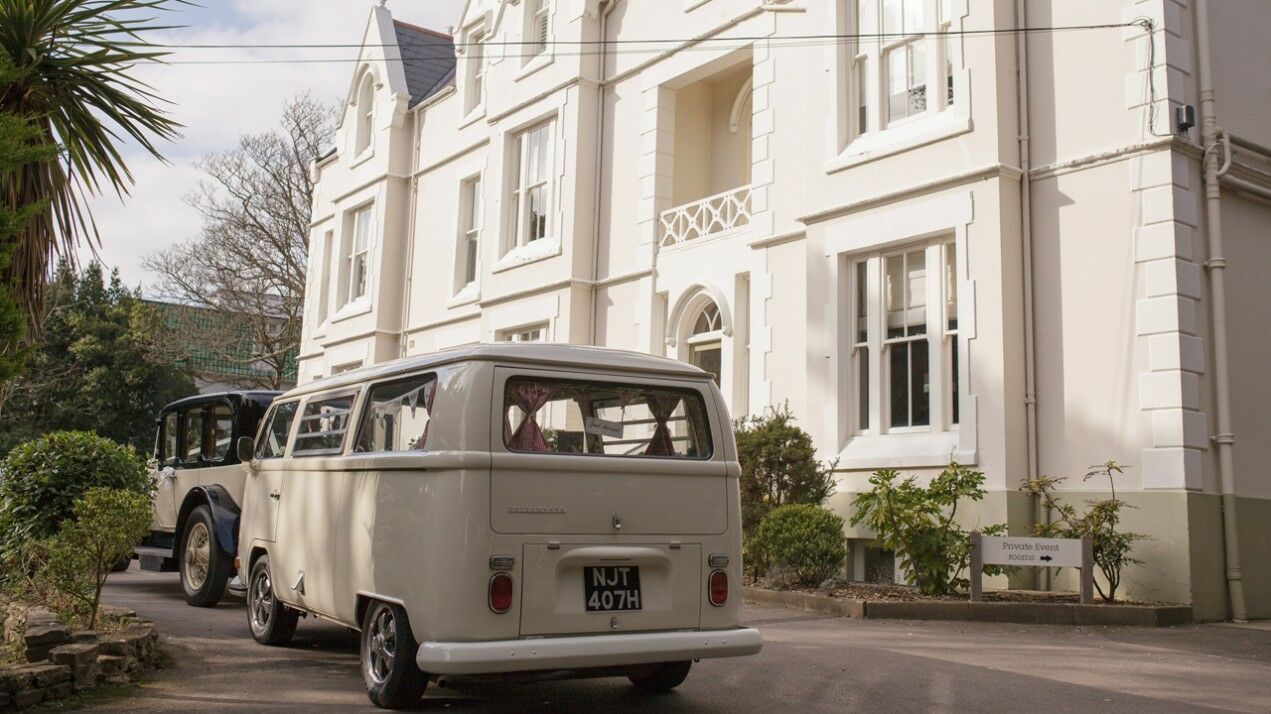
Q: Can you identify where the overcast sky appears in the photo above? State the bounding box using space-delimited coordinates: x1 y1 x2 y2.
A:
88 0 466 291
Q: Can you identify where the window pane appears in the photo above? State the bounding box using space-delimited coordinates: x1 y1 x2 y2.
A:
887 49 907 120
950 337 960 425
691 342 722 385
163 413 179 464
257 402 299 459
294 395 355 454
855 261 868 343
528 185 546 241
907 42 928 114
183 410 203 462
855 57 869 134
208 405 233 460
903 0 925 34
465 233 479 284
945 243 957 331
355 208 372 251
858 346 870 430
882 0 901 35
906 248 926 336
889 343 908 427
503 377 713 459
355 375 436 453
352 254 367 298
910 339 930 427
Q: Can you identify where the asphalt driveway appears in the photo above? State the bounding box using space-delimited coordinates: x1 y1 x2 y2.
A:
95 564 1271 713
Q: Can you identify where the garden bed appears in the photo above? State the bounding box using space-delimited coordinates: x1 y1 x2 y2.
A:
742 582 1193 627
0 601 164 711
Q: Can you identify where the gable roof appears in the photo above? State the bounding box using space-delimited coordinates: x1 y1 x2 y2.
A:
393 21 456 107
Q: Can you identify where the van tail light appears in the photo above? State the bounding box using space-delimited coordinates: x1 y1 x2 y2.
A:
708 570 728 607
489 573 513 614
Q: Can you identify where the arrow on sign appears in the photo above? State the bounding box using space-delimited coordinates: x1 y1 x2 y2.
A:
1040 555 1053 562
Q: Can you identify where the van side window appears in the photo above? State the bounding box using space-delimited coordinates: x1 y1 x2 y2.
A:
161 412 180 465
294 394 356 455
257 402 299 459
182 408 204 465
354 375 436 453
207 404 234 461
503 378 713 459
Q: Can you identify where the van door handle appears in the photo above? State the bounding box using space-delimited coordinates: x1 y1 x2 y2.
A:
269 491 281 501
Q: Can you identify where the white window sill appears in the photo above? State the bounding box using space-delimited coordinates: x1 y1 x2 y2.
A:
331 298 372 324
683 0 711 11
825 113 972 174
835 431 975 470
350 147 376 169
459 106 486 129
515 53 554 82
492 237 561 274
446 282 481 308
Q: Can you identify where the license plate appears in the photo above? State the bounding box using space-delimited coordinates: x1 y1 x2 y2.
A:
583 566 642 612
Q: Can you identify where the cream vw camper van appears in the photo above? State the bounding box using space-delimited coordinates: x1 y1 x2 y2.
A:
235 344 761 708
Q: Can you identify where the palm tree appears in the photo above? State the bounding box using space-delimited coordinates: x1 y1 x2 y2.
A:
0 0 185 331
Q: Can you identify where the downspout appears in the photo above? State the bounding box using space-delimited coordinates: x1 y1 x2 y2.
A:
1015 0 1045 586
399 108 422 358
588 0 615 346
1193 0 1247 622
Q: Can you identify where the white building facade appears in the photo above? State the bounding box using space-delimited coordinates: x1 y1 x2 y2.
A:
300 0 1271 621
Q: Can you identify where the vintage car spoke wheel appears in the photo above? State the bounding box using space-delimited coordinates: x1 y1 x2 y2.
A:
179 505 231 607
361 601 427 709
629 660 693 693
247 554 298 646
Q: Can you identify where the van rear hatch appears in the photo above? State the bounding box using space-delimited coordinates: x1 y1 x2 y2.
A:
489 371 728 536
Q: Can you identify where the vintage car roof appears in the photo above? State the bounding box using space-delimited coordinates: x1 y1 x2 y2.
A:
161 390 282 412
283 343 710 400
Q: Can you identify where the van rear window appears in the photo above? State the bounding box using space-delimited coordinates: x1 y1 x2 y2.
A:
502 378 712 459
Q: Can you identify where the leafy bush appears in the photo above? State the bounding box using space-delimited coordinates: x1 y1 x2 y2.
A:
36 488 153 628
0 431 152 562
735 404 836 536
749 504 847 588
1020 461 1147 602
850 461 1007 596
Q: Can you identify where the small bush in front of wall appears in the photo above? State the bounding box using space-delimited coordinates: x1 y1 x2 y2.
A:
749 504 848 588
36 487 153 629
1020 461 1147 602
850 460 1008 596
0 431 152 568
734 404 837 538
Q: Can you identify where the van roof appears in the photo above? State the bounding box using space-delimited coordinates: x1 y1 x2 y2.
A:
283 343 710 399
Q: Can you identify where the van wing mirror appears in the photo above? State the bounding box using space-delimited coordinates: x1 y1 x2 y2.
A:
236 436 256 463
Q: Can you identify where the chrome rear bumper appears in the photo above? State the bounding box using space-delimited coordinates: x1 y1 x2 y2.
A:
416 627 762 675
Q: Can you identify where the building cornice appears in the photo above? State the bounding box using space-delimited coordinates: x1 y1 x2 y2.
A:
798 164 1019 226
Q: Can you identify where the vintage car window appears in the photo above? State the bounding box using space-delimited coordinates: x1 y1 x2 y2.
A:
256 401 299 459
293 394 356 455
354 374 436 453
207 404 234 461
503 377 712 459
182 408 204 464
161 412 180 465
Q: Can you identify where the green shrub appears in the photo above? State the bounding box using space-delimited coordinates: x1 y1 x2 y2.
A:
0 431 152 562
37 488 153 629
734 404 837 536
1020 461 1147 602
850 461 1008 596
749 504 847 588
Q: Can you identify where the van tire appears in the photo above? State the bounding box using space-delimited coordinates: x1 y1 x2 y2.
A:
247 555 299 646
179 506 231 607
629 661 692 693
361 600 428 709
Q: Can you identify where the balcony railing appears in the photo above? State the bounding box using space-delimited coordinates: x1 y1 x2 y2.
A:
659 185 752 247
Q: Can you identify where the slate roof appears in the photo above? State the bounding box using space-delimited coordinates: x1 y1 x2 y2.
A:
393 21 455 107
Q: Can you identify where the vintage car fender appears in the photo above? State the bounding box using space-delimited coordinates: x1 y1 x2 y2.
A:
174 485 241 557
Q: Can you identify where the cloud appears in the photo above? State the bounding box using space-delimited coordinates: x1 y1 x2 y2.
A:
89 0 466 290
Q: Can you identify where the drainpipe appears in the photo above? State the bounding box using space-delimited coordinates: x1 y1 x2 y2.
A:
1014 0 1045 588
588 0 615 346
1193 0 1247 622
399 110 422 358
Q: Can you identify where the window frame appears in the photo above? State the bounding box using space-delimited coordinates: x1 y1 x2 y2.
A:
345 204 374 305
292 391 361 457
352 372 439 454
457 174 482 290
498 374 716 461
509 120 554 250
848 238 959 437
255 400 301 460
354 71 375 156
524 0 550 61
463 25 487 115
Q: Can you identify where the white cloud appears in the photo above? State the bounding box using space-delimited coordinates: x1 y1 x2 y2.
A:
89 0 466 290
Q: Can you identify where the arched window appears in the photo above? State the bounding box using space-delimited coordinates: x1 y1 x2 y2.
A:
686 301 723 384
354 72 375 155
